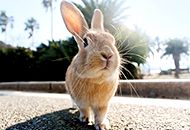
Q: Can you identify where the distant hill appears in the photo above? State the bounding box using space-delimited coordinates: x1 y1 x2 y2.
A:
0 41 13 49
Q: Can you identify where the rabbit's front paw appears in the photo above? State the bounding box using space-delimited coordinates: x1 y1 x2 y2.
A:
79 115 90 123
95 119 110 130
79 108 90 123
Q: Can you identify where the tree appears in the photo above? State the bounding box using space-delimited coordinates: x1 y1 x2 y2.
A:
74 0 128 33
34 39 77 81
0 39 77 82
162 39 189 78
42 0 57 40
149 36 162 56
0 11 14 42
24 17 39 45
36 38 77 62
0 47 34 82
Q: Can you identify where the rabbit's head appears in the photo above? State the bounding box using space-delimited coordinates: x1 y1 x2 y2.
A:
61 1 120 80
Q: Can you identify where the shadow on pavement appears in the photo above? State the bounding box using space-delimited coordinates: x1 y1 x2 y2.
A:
6 108 95 130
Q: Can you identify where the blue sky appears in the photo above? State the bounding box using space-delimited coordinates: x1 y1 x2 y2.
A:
0 0 68 48
0 0 190 70
1 0 190 46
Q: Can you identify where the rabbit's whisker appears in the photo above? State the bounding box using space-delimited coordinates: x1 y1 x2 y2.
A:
119 63 140 97
128 81 140 97
120 64 134 79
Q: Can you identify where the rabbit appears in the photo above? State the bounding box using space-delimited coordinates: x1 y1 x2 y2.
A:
60 1 121 130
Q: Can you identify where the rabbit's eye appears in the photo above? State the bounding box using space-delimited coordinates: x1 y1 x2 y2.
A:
83 38 88 48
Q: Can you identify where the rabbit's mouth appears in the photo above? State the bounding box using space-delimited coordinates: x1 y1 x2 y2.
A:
102 66 109 70
101 60 112 70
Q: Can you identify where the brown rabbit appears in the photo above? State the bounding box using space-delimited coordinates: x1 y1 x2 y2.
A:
60 1 121 130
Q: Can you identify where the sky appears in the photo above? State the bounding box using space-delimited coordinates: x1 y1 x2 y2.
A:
0 0 190 71
126 0 190 39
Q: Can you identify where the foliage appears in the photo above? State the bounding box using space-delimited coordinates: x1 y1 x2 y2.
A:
0 11 14 33
148 36 162 57
162 38 189 78
0 47 35 81
114 25 148 79
162 39 189 57
42 0 54 10
115 25 148 65
35 38 77 62
0 39 77 82
74 0 128 33
24 17 39 39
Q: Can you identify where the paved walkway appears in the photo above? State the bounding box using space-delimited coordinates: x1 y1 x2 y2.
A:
0 91 190 130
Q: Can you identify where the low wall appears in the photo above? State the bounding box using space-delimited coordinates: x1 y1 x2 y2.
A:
118 79 190 99
0 81 66 93
0 79 190 99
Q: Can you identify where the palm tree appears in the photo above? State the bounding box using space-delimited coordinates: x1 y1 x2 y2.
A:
74 0 128 33
0 11 14 42
149 37 162 55
24 17 39 46
42 0 57 40
162 39 189 78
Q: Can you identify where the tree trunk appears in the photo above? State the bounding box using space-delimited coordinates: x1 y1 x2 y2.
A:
4 25 7 43
50 4 53 40
173 54 180 78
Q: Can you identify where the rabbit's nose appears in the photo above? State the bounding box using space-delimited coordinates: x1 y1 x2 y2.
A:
101 52 112 60
101 46 114 60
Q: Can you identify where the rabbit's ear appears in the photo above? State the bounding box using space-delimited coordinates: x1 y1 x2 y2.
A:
60 1 89 39
91 9 104 31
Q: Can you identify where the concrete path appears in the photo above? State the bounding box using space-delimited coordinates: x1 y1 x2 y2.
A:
0 91 190 130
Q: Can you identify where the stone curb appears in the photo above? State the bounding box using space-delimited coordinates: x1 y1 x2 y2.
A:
0 81 66 93
0 79 190 99
118 79 190 99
